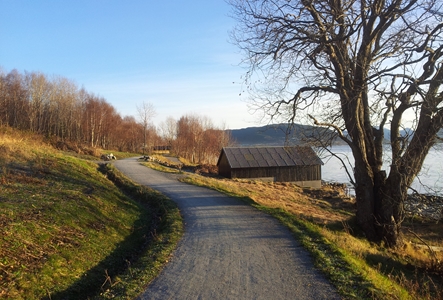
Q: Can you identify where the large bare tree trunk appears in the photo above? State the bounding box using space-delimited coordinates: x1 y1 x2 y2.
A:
376 170 405 247
353 158 377 241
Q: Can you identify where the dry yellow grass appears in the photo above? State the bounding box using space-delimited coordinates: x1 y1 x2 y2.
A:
206 176 442 262
0 128 48 161
225 179 354 225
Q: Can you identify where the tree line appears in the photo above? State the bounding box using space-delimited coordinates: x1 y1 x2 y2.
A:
0 68 232 164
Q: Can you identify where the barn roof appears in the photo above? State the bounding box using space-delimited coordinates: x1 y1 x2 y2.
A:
218 146 323 169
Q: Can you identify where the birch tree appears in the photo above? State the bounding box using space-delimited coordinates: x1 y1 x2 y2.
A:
136 101 156 155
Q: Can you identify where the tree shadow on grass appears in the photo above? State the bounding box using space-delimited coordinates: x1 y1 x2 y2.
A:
46 164 172 300
45 208 152 300
363 252 443 299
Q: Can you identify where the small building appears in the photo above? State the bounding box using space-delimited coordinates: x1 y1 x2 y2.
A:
217 146 323 188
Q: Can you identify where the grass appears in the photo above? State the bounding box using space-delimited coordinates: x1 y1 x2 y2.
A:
141 162 182 174
0 127 183 299
94 164 183 299
178 173 443 300
2 126 441 299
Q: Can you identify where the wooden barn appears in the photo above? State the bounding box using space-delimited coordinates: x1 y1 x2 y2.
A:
217 146 323 188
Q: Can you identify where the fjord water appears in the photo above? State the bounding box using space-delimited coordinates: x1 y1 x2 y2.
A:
321 144 443 195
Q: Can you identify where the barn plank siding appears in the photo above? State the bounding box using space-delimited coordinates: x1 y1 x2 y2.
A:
217 146 323 188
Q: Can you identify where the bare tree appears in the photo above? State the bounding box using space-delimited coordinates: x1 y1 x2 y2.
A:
230 0 443 247
159 116 177 149
0 68 160 152
24 72 51 134
175 115 198 163
3 70 28 129
0 68 7 127
136 101 156 155
174 114 233 164
49 76 78 140
114 116 143 152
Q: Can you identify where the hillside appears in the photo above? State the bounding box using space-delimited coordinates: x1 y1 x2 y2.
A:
0 127 182 299
229 124 443 146
228 123 337 146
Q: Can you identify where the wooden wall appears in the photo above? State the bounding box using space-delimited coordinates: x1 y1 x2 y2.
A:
230 165 321 182
218 154 231 178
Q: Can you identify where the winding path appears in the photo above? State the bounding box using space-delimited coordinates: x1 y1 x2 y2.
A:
114 157 340 300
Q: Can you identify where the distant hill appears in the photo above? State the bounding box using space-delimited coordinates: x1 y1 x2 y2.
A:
229 124 443 146
227 123 337 146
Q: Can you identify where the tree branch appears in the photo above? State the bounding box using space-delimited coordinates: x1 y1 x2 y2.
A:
308 114 352 146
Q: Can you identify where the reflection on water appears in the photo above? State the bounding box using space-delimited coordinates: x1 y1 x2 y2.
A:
320 144 443 195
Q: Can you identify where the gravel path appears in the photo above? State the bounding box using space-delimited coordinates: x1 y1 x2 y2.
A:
113 157 341 300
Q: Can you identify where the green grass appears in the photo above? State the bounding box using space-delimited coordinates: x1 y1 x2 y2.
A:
0 128 183 299
97 164 183 299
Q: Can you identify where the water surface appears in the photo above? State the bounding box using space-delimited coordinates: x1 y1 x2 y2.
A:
320 144 443 195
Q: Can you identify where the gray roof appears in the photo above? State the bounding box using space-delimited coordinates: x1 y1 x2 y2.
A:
219 146 323 169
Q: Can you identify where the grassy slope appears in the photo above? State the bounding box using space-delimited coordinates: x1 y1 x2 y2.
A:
0 127 183 299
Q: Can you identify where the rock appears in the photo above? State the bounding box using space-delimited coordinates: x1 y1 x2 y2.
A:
405 193 443 221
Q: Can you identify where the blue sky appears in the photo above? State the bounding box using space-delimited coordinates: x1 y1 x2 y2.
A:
0 0 257 129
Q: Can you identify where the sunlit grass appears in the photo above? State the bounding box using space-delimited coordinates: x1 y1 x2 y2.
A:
0 127 183 299
141 161 182 174
180 173 443 300
95 164 184 299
